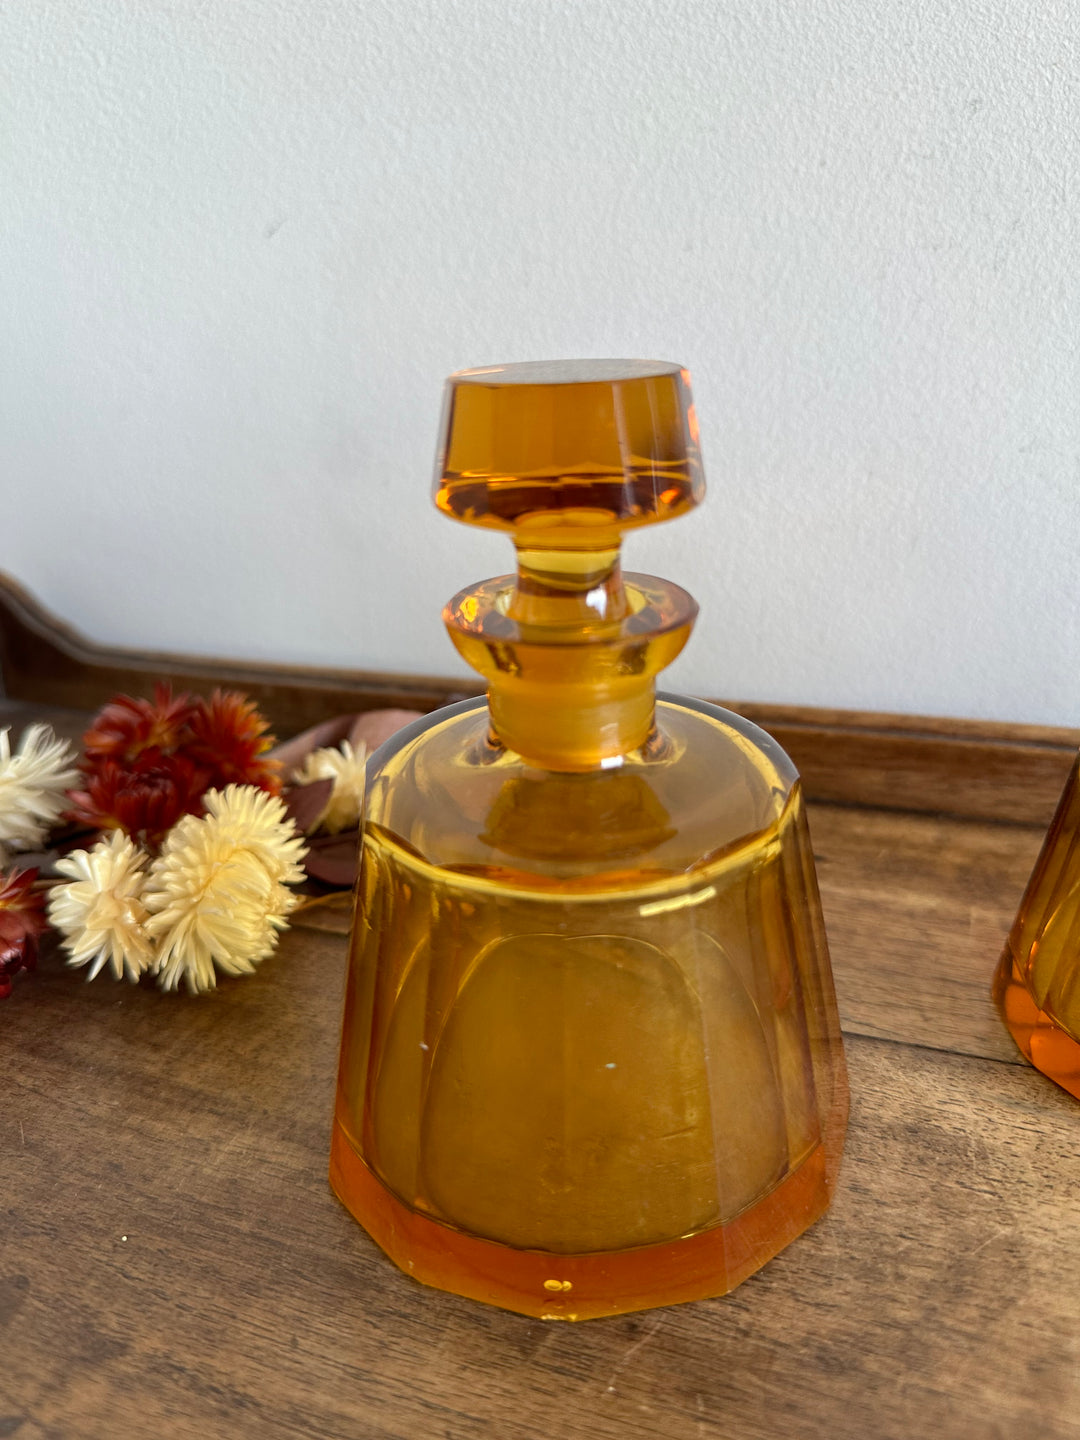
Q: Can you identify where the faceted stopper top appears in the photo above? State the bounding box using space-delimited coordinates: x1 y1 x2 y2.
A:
433 359 704 547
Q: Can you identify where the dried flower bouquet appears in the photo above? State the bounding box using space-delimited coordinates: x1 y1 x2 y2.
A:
0 686 421 998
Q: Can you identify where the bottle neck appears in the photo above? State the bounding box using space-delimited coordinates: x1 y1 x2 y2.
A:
443 543 697 772
488 673 657 771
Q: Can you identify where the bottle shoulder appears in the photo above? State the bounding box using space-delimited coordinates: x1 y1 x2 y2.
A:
366 694 801 882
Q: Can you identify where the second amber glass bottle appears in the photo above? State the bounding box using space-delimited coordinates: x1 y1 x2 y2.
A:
331 360 848 1319
994 754 1080 1098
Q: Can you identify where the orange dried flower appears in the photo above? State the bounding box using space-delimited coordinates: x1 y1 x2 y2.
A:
0 867 47 997
186 690 281 794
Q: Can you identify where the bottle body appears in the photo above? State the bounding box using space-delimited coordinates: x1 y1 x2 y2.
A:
994 753 1080 1098
331 695 848 1319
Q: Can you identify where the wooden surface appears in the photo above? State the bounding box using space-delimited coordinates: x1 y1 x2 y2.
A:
4 677 1080 1433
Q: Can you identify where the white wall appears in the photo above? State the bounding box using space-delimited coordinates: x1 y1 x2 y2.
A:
2 0 1076 724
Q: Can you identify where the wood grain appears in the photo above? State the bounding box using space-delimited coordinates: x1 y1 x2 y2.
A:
3 918 1079 1440
4 597 1080 1437
736 704 1078 827
811 805 1046 1064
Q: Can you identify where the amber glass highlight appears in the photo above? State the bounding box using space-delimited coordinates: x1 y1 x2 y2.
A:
332 359 848 1319
994 755 1080 1099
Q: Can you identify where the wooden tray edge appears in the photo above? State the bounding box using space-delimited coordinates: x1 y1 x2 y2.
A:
2 571 1074 826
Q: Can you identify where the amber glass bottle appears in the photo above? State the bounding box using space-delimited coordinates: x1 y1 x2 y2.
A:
993 757 1080 1098
330 360 848 1319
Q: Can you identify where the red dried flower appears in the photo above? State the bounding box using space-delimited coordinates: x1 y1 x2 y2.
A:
83 683 196 765
68 751 205 849
74 686 280 848
185 690 281 794
0 867 47 998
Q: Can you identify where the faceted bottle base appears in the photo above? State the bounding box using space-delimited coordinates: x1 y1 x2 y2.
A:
993 949 1080 1101
330 1107 841 1321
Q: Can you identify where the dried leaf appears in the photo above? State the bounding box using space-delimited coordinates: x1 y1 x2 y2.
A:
282 778 334 836
270 709 423 776
303 830 362 888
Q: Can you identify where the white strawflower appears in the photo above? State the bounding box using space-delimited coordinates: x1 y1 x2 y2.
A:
199 784 309 879
48 830 154 982
291 740 368 834
144 784 307 995
0 723 79 866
